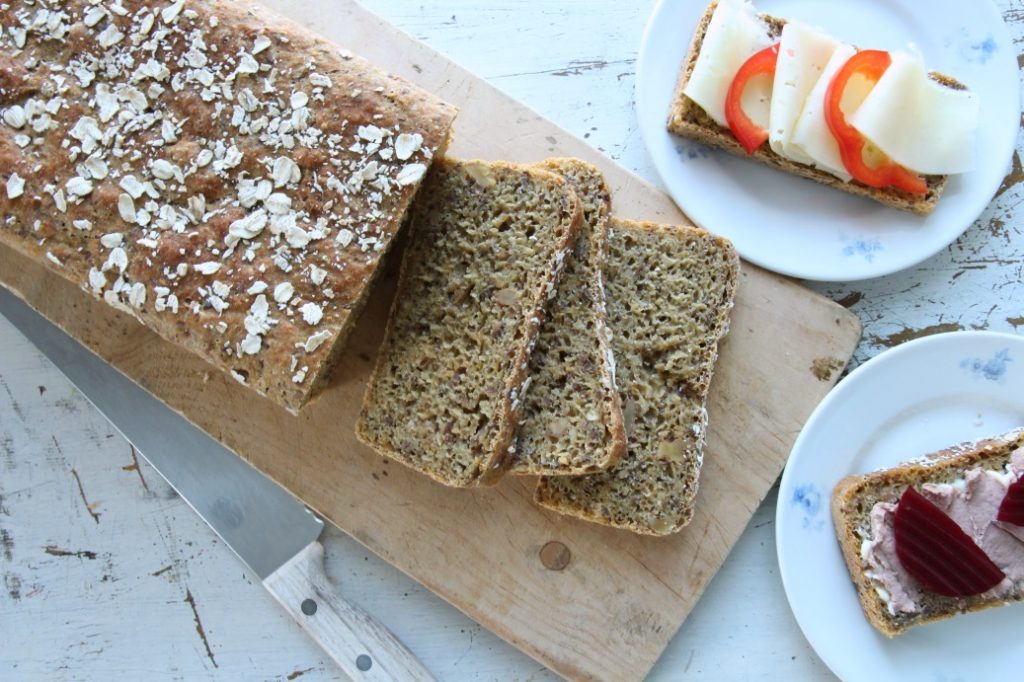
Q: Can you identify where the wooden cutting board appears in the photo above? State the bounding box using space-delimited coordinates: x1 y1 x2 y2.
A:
0 1 862 679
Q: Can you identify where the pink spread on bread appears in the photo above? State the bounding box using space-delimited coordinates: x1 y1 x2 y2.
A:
861 448 1024 615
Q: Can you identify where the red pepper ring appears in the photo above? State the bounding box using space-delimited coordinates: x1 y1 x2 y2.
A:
725 43 780 155
823 50 928 195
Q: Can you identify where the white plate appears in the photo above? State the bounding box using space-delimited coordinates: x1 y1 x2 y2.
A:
776 331 1024 682
636 0 1020 281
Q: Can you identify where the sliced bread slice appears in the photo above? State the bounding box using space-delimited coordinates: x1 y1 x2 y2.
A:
508 158 626 476
535 218 739 534
667 0 959 215
356 158 582 487
831 428 1024 637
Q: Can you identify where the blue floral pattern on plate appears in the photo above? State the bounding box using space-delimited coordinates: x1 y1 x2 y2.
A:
673 140 712 161
960 348 1012 383
962 35 997 64
840 237 884 263
792 484 825 531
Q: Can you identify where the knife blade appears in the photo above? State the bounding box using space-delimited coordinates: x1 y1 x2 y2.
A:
0 287 434 682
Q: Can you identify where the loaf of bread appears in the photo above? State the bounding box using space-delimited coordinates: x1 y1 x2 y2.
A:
832 428 1024 637
0 0 456 413
667 0 956 215
535 218 739 534
356 158 582 487
508 158 626 477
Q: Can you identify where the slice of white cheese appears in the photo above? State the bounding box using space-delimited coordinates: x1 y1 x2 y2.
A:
683 0 772 128
768 22 839 165
788 44 857 181
849 52 978 175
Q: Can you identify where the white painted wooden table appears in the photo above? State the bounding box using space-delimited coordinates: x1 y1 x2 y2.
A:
2 1 1022 680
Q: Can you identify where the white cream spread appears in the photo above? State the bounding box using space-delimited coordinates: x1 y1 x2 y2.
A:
861 448 1024 615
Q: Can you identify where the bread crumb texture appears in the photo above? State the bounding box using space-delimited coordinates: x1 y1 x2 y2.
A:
510 158 626 476
357 158 580 487
0 0 455 411
536 218 738 535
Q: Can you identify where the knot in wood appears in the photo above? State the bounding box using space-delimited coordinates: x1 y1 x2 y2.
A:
539 541 571 571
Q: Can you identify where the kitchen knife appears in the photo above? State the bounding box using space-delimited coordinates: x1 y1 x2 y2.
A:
0 287 435 682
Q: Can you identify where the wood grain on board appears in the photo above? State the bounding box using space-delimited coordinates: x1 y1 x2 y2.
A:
0 1 862 679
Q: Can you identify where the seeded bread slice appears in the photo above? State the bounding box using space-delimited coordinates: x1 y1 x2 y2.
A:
356 158 582 487
667 0 961 216
508 158 626 476
0 0 457 414
831 428 1024 637
535 218 739 534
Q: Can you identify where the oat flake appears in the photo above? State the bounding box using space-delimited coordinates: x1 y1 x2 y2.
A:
6 173 25 199
299 302 323 326
273 282 295 303
395 163 427 186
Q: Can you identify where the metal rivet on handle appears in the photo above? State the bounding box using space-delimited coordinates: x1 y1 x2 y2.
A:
301 598 317 615
356 654 373 671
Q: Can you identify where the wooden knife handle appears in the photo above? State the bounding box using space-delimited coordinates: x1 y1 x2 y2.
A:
263 541 436 681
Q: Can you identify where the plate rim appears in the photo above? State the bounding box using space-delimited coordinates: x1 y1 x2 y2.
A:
635 0 1021 282
775 329 1024 679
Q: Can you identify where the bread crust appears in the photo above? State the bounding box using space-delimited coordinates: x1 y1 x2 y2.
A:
831 428 1024 637
667 0 955 216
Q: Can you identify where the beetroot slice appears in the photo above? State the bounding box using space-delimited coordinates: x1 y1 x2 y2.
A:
893 486 1005 598
997 476 1024 526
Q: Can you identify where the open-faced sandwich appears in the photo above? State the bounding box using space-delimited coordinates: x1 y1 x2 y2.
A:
668 0 980 215
832 428 1024 636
